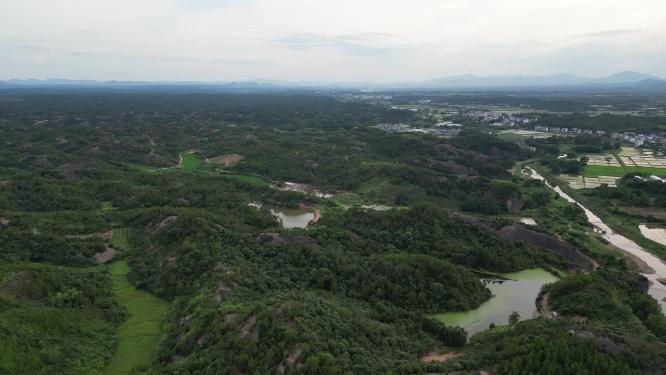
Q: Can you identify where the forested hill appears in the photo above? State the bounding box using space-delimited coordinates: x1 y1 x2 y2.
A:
0 92 664 374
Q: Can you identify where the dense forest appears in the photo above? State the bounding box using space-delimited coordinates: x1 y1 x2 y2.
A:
0 91 664 374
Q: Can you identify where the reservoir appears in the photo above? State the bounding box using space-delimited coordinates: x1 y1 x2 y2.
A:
249 202 319 229
435 268 558 336
270 207 318 229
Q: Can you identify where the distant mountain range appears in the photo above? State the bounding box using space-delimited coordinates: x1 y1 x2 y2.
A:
411 71 665 89
1 71 665 92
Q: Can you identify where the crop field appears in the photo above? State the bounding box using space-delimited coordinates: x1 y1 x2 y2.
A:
559 174 620 189
585 154 621 166
104 261 167 375
582 164 666 178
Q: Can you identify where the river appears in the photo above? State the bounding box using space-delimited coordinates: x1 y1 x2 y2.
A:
526 167 666 311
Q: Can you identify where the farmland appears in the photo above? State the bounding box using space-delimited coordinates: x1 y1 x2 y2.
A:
583 164 666 177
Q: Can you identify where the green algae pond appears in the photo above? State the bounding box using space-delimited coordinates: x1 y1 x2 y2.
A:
434 268 558 337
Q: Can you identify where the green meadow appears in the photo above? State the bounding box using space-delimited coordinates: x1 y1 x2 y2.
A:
180 152 203 172
104 261 167 375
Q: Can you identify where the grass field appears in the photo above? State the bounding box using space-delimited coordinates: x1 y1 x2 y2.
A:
126 151 202 174
104 261 167 375
582 164 666 178
180 152 202 172
110 229 129 252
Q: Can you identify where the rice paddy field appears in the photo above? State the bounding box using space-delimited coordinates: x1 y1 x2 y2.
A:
559 174 620 189
582 164 666 178
585 154 621 167
581 147 666 178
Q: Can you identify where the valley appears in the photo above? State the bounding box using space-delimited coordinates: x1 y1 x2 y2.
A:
0 91 665 374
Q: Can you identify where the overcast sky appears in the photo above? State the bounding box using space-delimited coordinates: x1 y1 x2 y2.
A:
1 0 665 82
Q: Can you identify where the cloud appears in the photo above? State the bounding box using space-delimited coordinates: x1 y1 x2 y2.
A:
0 0 665 81
272 33 404 56
571 28 644 39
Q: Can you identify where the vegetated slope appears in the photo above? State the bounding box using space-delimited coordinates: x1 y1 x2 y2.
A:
0 92 664 374
119 202 579 373
0 262 122 374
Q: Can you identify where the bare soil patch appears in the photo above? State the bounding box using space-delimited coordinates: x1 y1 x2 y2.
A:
497 224 593 270
94 245 117 263
639 224 666 247
420 351 461 363
209 154 244 166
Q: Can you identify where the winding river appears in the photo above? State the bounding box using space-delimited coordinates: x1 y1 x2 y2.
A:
526 167 666 311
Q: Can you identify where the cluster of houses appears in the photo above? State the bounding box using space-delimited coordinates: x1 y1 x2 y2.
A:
435 121 462 127
533 126 607 136
530 126 665 147
610 132 665 147
375 123 461 137
462 111 533 128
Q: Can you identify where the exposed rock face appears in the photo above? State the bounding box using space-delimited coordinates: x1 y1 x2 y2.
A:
94 245 117 264
497 224 591 269
150 216 178 234
506 191 524 213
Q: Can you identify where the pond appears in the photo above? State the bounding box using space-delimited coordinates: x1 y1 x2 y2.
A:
249 202 320 229
270 207 319 229
434 268 558 337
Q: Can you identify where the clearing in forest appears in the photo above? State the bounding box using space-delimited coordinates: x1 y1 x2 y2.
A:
208 153 244 166
179 152 202 172
104 261 167 375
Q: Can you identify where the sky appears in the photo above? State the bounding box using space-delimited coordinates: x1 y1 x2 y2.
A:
1 0 665 82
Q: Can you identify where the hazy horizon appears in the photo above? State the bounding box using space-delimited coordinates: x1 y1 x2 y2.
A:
2 0 665 82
